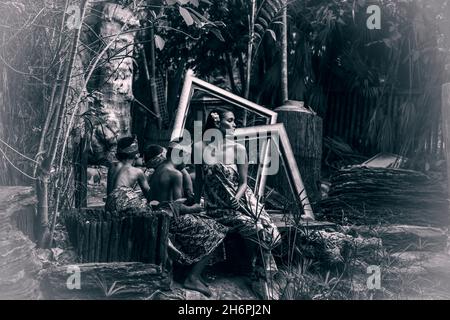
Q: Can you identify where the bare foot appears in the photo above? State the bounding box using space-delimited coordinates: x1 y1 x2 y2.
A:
184 276 212 297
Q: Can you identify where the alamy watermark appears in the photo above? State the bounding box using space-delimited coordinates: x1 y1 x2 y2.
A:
367 265 382 290
65 4 82 30
367 5 381 30
66 265 81 290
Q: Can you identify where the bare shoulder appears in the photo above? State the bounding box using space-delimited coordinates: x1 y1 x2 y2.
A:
170 168 183 179
228 141 246 156
165 168 182 185
234 142 246 153
109 162 122 172
131 166 146 178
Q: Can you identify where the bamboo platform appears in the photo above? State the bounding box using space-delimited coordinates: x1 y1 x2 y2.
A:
63 207 170 265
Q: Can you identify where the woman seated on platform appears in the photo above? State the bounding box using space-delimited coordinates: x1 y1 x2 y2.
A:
193 109 281 299
105 135 152 216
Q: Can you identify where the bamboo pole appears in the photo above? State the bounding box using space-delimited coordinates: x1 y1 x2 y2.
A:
77 218 83 262
149 216 158 264
117 217 127 261
95 222 101 262
48 17 132 248
281 1 288 103
158 215 170 267
37 0 89 248
101 221 109 262
108 219 119 262
142 216 151 262
89 221 96 262
132 216 144 261
82 221 89 263
125 217 134 261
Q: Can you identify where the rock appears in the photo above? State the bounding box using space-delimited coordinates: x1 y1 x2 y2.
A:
271 213 337 232
40 262 172 300
351 225 448 252
421 253 450 282
288 229 383 269
180 276 257 300
0 187 42 299
389 251 433 267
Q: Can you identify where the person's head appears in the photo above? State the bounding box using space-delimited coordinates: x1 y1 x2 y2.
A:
116 135 139 162
143 144 167 169
167 141 191 170
203 109 236 137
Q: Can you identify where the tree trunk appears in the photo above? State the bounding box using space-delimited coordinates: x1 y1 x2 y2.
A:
281 2 288 103
245 0 256 100
142 25 162 130
242 0 257 126
94 3 140 137
271 101 322 213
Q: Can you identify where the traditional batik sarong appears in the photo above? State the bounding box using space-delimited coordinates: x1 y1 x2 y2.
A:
157 201 229 266
105 186 151 217
203 163 281 258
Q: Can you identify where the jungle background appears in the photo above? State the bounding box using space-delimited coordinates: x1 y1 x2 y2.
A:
1 0 450 300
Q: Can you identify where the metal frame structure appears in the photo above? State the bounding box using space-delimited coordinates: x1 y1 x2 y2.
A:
170 70 314 219
234 124 314 219
171 69 278 141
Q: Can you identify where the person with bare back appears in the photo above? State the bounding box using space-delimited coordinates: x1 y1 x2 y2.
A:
105 135 152 216
144 143 228 297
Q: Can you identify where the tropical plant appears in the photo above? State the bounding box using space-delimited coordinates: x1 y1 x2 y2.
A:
252 0 449 161
94 273 129 298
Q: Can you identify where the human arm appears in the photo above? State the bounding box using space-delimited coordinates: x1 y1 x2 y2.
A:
181 167 195 203
192 142 203 203
137 168 152 201
173 170 203 214
171 170 184 201
234 143 248 202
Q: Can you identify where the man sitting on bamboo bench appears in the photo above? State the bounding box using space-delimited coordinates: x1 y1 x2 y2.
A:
105 135 153 216
144 143 228 297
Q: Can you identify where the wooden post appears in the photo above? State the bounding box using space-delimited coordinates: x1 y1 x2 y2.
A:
100 221 109 262
272 101 322 212
442 83 450 204
108 219 119 262
74 134 88 208
148 216 158 264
